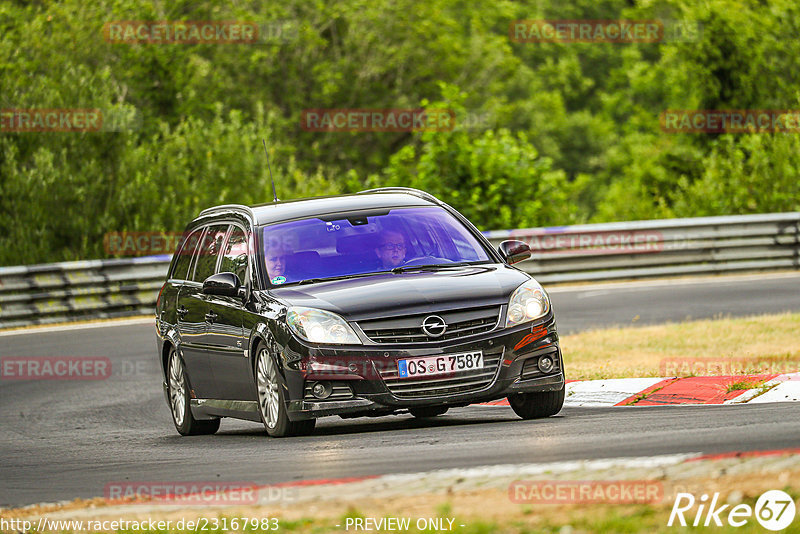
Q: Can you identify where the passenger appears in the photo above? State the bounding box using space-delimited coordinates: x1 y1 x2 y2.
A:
266 243 288 283
375 230 407 269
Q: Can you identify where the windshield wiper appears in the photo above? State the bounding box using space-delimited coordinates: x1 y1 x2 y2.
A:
294 263 481 284
391 262 474 274
296 272 383 285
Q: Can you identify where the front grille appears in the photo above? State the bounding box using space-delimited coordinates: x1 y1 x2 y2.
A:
378 351 502 398
520 349 560 380
303 381 354 401
359 306 501 344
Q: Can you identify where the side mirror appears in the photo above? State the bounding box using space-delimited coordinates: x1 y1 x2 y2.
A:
202 272 246 299
498 240 532 265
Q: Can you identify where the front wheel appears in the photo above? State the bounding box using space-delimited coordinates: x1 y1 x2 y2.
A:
167 348 220 436
508 388 565 420
255 346 316 437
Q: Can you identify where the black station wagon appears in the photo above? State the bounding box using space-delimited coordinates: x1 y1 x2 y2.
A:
155 188 565 437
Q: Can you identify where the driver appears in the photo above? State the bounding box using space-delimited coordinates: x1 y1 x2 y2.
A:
375 230 406 269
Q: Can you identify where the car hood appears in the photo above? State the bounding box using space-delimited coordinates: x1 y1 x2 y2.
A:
267 264 530 321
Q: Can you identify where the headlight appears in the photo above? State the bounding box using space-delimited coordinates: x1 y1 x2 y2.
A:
286 306 361 344
506 279 550 327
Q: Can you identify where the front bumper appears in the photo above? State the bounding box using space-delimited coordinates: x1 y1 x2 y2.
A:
282 314 564 420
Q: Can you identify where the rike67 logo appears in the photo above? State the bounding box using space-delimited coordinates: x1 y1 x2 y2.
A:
669 490 796 531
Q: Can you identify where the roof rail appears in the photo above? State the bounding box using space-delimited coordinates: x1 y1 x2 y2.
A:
357 187 440 204
198 204 257 219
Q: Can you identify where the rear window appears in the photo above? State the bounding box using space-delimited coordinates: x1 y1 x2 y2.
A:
259 206 491 285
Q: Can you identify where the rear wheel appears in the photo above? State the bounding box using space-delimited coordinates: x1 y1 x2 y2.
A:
167 348 220 436
255 346 316 437
409 406 449 418
508 388 565 420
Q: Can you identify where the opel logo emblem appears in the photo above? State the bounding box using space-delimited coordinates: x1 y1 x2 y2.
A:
421 315 447 338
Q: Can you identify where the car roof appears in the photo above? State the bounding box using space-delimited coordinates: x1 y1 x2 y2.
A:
197 189 441 226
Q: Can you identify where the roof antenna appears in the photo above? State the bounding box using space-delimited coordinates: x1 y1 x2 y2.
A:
262 138 278 202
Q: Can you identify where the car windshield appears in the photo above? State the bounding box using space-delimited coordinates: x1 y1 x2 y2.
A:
260 206 492 285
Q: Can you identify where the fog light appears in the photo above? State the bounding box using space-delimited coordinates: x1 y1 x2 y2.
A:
538 355 554 374
311 381 332 399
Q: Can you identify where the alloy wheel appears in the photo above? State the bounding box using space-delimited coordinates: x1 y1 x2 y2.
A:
256 348 280 429
168 351 187 426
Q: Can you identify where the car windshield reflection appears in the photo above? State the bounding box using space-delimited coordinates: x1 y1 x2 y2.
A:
260 206 492 286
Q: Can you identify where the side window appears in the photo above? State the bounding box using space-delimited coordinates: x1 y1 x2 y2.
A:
191 224 229 282
170 228 203 280
219 226 249 283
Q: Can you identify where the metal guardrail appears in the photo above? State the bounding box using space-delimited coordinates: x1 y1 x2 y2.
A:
0 256 171 329
484 212 799 283
1 212 798 329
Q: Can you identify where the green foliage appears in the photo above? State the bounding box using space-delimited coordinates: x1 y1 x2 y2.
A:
0 0 798 265
366 88 586 230
672 133 800 216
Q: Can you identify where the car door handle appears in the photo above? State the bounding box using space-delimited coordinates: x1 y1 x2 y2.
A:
205 311 218 323
177 306 188 318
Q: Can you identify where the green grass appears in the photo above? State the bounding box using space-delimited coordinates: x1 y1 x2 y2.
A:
562 312 800 380
726 379 765 393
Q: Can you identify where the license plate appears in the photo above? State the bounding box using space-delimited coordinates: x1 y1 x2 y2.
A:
397 351 483 378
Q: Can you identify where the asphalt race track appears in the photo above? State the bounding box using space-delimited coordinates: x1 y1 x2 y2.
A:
546 272 800 334
2 273 799 508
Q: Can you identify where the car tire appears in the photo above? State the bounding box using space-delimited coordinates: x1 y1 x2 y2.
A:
508 387 565 420
255 345 316 437
409 406 449 418
167 347 221 436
